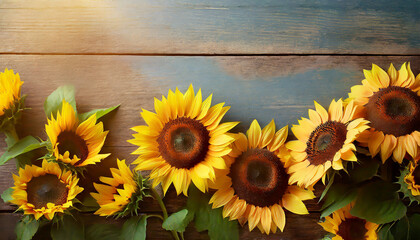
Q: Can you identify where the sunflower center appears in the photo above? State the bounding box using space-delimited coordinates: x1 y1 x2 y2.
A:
366 86 420 137
229 148 289 207
413 165 420 185
26 174 69 209
157 117 210 169
306 121 347 165
337 218 367 240
57 131 89 161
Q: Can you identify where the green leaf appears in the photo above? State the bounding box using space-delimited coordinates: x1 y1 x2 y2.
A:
1 187 14 203
51 215 85 240
0 136 43 166
408 214 420 239
162 209 193 232
44 85 76 118
319 172 335 202
377 223 395 240
320 183 357 218
15 216 39 240
78 105 120 122
85 224 121 240
350 180 406 224
348 156 380 183
121 215 147 240
187 186 239 240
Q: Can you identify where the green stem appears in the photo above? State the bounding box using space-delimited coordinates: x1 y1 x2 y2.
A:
150 187 180 240
4 124 19 147
148 214 164 221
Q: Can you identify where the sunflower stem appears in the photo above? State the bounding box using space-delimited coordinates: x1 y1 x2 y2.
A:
150 187 180 240
147 214 164 221
4 124 19 147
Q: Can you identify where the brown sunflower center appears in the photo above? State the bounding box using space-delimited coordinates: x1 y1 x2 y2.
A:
413 165 420 185
337 218 367 240
157 117 210 169
306 121 347 165
26 174 69 209
229 148 289 207
57 131 89 161
365 86 420 137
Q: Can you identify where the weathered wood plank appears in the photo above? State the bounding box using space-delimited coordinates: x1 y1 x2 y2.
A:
0 212 325 240
0 0 419 54
0 55 419 211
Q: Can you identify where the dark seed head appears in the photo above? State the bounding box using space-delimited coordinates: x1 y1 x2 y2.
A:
57 131 89 164
337 218 367 240
27 174 68 209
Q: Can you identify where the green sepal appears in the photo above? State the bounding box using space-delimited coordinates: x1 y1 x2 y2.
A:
0 95 27 132
397 167 420 204
350 180 406 224
78 105 120 122
44 85 76 118
15 215 39 240
163 209 193 232
121 215 147 240
1 187 14 203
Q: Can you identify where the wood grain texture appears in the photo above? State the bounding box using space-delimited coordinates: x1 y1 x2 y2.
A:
1 55 419 239
0 0 419 54
0 213 325 240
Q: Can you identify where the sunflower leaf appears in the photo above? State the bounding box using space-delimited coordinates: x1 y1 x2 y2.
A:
51 214 85 240
348 155 380 183
15 215 39 240
78 105 120 122
1 187 14 203
162 209 193 232
121 215 147 240
350 180 406 224
320 183 356 218
0 136 44 166
85 223 121 240
186 186 239 240
44 85 76 118
377 223 395 240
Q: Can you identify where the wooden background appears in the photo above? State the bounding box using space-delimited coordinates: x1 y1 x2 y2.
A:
1 0 419 239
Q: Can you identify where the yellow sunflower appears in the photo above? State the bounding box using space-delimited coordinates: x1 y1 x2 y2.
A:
319 203 378 240
45 100 110 167
0 68 23 117
209 120 315 234
91 159 138 216
286 99 370 188
10 160 83 220
129 85 238 196
348 63 420 163
404 155 420 197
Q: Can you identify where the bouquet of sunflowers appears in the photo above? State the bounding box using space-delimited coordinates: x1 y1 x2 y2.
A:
0 63 419 240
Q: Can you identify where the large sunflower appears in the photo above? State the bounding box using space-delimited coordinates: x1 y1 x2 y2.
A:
0 68 23 117
319 203 378 240
129 85 238 195
45 100 109 167
349 63 420 163
91 159 138 217
286 99 370 188
209 120 315 234
10 160 83 220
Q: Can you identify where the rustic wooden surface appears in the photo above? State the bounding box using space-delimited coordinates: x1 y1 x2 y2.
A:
0 0 420 239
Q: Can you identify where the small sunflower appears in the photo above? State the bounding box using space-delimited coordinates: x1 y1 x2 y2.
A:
10 160 83 220
45 100 110 167
400 154 420 203
0 68 24 128
209 120 315 234
286 99 370 188
129 85 238 195
348 63 420 163
91 159 140 217
319 203 378 240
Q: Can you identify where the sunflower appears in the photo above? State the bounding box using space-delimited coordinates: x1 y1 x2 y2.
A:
403 156 420 197
286 99 370 188
348 63 420 163
45 100 110 167
10 160 83 220
0 68 24 128
319 203 378 240
129 85 238 196
91 159 139 217
209 120 315 234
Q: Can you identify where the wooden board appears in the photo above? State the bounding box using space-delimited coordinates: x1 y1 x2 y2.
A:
1 0 420 54
0 39 419 240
